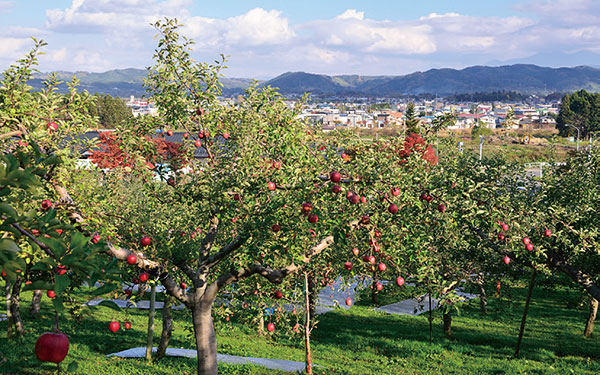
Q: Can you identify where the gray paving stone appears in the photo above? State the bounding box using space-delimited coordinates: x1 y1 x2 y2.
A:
107 347 309 372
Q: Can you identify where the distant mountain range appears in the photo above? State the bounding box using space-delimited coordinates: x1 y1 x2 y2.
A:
27 64 600 98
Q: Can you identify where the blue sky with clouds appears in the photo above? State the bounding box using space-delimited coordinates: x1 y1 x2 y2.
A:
0 0 599 78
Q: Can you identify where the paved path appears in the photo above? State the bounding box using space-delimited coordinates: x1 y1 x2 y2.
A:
85 298 185 310
108 347 308 372
375 290 478 316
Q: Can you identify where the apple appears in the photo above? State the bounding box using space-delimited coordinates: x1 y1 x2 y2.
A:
124 321 132 330
0 269 6 278
341 152 348 159
46 122 58 133
166 130 173 136
544 229 552 237
437 204 446 213
361 215 371 225
124 289 132 296
391 187 401 196
503 256 511 264
375 230 382 238
233 193 241 201
425 195 433 203
198 131 205 138
267 182 276 191
108 321 120 333
348 194 359 204
180 282 187 289
223 132 230 139
372 244 380 253
344 261 353 271
225 316 230 322
376 282 383 291
302 202 313 213
360 196 367 203
330 172 341 183
378 263 386 272
345 298 353 306
139 272 149 282
140 236 151 247
308 214 318 223
522 237 530 245
419 193 428 201
127 254 137 265
362 255 370 263
272 161 281 169
352 248 360 256
266 323 275 332
18 139 28 147
56 265 67 275
196 108 204 116
167 177 175 186
183 132 190 139
395 276 405 286
194 140 202 147
41 200 53 210
132 277 139 284
368 255 376 264
388 204 398 214
332 185 342 193
274 290 283 299
526 243 534 251
497 233 505 241
501 223 509 231
47 290 56 298
35 332 69 363
292 309 297 315
272 224 281 232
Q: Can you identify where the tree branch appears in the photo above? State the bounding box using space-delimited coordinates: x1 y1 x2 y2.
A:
204 235 248 268
198 213 219 265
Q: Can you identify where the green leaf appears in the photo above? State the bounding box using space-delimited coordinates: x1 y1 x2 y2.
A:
55 274 70 296
0 203 18 219
39 237 67 259
70 231 87 253
53 296 65 312
0 239 20 252
92 283 117 296
97 300 122 311
22 280 53 292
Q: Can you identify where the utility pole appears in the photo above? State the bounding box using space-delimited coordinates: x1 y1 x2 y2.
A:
479 135 484 160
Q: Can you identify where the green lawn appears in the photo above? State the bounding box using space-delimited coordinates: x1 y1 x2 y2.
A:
1 283 599 374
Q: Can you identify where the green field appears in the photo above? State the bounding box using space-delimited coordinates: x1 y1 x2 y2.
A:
1 282 599 375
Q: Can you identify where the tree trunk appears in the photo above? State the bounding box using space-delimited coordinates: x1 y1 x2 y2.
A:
371 272 378 304
138 283 147 299
304 272 313 374
6 278 24 337
584 297 598 338
477 278 487 313
30 290 43 316
191 303 218 375
5 281 12 338
443 309 452 339
307 275 317 319
156 296 173 359
515 269 536 357
145 283 156 362
257 309 265 336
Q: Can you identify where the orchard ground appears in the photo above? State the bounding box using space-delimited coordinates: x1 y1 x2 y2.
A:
2 280 600 374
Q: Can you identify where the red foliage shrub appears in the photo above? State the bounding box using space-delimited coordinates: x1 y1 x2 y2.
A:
397 133 438 166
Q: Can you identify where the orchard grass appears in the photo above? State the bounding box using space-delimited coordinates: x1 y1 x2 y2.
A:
1 283 599 374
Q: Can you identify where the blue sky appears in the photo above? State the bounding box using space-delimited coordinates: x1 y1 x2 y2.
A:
1 0 599 78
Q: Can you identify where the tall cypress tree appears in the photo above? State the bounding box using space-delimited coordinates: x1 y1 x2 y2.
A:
404 102 420 135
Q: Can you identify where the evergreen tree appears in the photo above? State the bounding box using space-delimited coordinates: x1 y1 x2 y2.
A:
404 102 420 134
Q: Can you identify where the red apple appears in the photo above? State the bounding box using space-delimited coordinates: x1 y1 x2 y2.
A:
526 243 534 251
302 202 313 213
223 132 230 139
368 255 376 264
166 130 173 136
378 263 386 272
274 290 283 299
352 248 359 256
361 215 371 225
108 321 120 333
183 132 190 139
267 323 275 332
196 108 204 116
35 332 69 363
341 152 348 159
139 272 149 282
425 195 433 203
124 289 132 296
388 204 398 214
348 194 359 204
345 297 353 306
198 131 205 138
419 193 428 201
522 237 530 245
501 223 509 231
47 290 56 298
180 282 187 289
55 229 63 235
267 182 276 191
91 234 101 244
332 185 342 193
127 254 137 265
233 193 241 201
41 200 53 210
503 256 511 264
194 140 202 147
140 236 151 247
362 255 370 263
360 196 367 203
272 161 281 169
391 187 401 196
308 214 318 223
124 321 132 330
330 172 341 183
0 269 6 278
271 224 281 232
437 204 446 213
396 276 405 286
56 265 67 275
376 282 383 291
344 261 352 271
46 122 58 133
497 233 505 241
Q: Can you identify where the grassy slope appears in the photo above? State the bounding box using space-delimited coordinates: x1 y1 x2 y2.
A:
1 284 599 374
